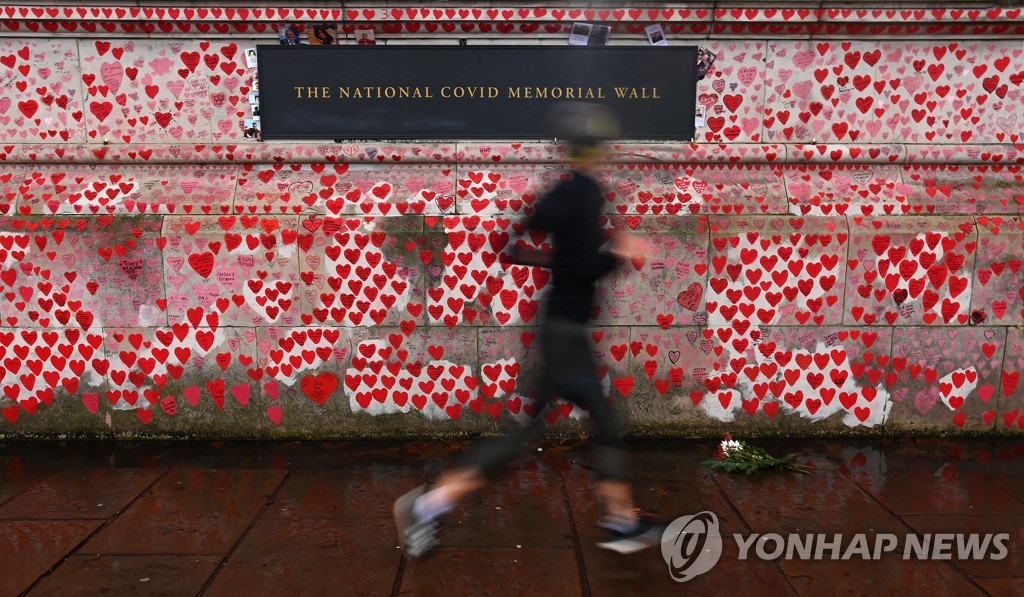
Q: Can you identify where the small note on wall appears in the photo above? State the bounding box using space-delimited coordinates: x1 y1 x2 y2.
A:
569 22 611 46
645 24 667 46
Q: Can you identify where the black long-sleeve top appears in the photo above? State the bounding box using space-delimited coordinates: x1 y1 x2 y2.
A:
524 171 619 323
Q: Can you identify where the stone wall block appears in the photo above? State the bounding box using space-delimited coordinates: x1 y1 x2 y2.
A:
297 215 426 328
844 216 977 326
103 325 262 437
886 326 1005 432
161 215 301 327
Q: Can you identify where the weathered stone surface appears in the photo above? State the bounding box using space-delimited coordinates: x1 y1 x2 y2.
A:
161 215 302 327
1 33 1024 438
76 39 250 143
596 215 708 327
476 325 632 430
297 215 425 328
0 39 84 145
784 164 906 216
254 325 353 436
455 163 565 216
901 165 1024 215
699 40 768 144
612 163 787 216
235 163 455 216
996 328 1024 434
844 216 976 326
422 214 541 329
0 216 164 329
102 326 262 437
707 215 848 327
627 326 895 433
261 326 483 436
12 165 236 216
971 218 1023 326
886 327 1004 433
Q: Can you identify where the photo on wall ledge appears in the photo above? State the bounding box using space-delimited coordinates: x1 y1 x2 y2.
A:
355 29 376 45
568 22 592 45
244 118 262 140
646 24 667 46
569 22 611 46
279 24 303 45
308 23 339 45
697 47 717 80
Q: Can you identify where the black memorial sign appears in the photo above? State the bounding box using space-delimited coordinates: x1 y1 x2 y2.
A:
257 45 697 140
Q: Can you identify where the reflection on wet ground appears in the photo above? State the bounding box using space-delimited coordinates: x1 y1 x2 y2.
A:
1 438 1022 595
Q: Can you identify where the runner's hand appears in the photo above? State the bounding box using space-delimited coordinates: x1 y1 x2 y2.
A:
609 231 651 261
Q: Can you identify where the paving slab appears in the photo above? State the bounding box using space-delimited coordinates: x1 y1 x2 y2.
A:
563 466 793 595
715 466 984 595
0 439 1020 594
400 547 582 597
0 460 63 507
28 554 221 597
974 578 1024 595
900 514 1024 580
266 465 422 519
205 517 399 597
0 520 103 595
440 469 573 549
0 467 163 519
83 467 285 555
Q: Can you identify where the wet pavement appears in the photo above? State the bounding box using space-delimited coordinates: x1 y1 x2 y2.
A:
1 438 1022 596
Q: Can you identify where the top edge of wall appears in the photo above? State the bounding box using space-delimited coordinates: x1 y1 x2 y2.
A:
2 3 1024 41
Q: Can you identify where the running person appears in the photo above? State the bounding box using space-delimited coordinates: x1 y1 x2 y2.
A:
395 103 662 558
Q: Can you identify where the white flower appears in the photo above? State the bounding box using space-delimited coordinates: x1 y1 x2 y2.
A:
720 439 744 455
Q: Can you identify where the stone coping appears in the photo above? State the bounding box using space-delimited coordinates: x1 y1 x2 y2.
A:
0 143 1022 165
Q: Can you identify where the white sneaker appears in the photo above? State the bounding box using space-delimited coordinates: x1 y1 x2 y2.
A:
393 486 441 558
596 518 665 555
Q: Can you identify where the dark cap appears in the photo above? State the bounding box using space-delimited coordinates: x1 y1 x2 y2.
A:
547 102 620 147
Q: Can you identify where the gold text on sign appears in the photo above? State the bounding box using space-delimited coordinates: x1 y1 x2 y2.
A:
506 87 607 99
294 86 334 99
292 86 663 100
613 87 661 99
337 86 435 99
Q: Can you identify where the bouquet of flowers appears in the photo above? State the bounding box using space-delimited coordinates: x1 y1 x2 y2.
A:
704 434 813 475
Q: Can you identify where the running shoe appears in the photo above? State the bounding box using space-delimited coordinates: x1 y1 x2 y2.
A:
393 485 441 558
596 515 666 555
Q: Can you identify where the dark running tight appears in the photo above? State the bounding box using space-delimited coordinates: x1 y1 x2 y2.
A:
458 316 628 482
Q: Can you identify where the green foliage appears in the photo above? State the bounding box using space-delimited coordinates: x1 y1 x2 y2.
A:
703 437 813 475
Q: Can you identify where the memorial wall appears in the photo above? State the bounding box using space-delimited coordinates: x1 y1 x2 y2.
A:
0 3 1022 437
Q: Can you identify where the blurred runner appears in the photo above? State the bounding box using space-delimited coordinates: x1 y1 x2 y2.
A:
395 103 661 558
